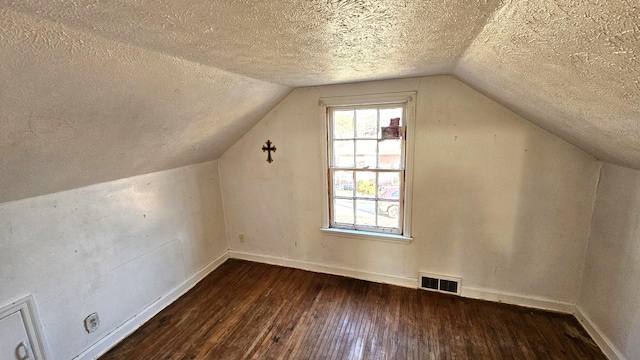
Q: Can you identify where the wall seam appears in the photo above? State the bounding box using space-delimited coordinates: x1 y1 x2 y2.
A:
574 160 604 311
216 160 232 252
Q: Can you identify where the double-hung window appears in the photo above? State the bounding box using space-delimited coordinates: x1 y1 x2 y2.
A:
321 92 415 240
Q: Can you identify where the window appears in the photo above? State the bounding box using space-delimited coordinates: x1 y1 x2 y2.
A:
321 92 415 240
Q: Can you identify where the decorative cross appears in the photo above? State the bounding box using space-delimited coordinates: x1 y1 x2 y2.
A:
262 140 276 163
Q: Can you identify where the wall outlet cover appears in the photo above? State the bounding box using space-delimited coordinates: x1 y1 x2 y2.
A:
84 313 100 333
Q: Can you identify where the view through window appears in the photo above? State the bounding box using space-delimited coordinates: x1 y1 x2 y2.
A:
328 104 406 234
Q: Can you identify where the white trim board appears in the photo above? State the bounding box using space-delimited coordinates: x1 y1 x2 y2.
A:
228 250 418 289
228 250 575 314
575 305 627 360
73 251 230 360
461 286 575 314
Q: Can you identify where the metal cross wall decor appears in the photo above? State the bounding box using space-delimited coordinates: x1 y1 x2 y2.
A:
262 140 276 163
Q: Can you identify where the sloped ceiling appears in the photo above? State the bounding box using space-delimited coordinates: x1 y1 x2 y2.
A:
457 0 640 169
3 0 501 85
1 0 638 203
0 7 291 203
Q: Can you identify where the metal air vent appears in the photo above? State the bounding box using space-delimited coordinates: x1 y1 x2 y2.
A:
418 272 462 296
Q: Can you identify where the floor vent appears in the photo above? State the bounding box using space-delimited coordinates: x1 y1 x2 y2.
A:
421 276 439 290
418 272 462 296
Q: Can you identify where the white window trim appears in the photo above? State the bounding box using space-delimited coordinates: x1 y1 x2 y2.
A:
319 91 416 242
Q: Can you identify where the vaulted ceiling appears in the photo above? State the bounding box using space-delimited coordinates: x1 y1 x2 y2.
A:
1 0 638 203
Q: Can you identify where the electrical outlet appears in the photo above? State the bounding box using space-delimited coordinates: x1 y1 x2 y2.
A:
84 313 100 333
239 234 245 243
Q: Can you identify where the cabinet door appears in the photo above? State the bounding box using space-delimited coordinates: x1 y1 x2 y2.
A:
0 312 33 360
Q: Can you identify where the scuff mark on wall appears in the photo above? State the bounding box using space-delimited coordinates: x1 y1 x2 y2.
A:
28 113 79 143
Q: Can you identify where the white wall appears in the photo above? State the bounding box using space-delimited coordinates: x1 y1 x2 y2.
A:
578 163 640 360
0 160 227 359
219 75 600 308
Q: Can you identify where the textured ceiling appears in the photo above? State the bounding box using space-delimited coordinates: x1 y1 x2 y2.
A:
0 0 639 203
0 7 290 203
457 0 640 169
4 0 502 86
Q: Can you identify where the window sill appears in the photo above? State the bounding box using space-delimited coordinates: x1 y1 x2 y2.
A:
320 228 413 244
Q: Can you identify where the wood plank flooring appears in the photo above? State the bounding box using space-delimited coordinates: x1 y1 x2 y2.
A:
101 259 606 359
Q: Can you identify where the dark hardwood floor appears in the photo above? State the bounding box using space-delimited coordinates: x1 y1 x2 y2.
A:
101 259 606 359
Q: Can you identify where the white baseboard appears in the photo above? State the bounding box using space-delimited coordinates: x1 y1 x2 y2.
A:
228 250 575 314
461 286 575 314
74 251 230 360
228 250 419 288
74 249 619 360
574 305 626 360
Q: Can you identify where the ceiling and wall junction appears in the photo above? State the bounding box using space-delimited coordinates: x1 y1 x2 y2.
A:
0 0 638 203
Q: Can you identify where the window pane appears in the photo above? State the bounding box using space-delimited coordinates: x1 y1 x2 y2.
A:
378 140 402 169
378 181 400 201
355 199 376 227
380 109 403 141
355 140 377 168
378 172 401 188
334 199 354 225
333 110 354 139
333 140 354 167
378 200 401 228
356 109 378 139
355 171 376 199
380 108 403 127
333 170 354 197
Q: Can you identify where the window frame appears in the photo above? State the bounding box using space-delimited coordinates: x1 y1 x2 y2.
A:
320 92 416 242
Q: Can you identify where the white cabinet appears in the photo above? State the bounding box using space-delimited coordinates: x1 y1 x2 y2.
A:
0 296 47 360
0 312 33 359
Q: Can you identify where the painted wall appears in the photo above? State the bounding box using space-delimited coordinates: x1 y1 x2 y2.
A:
219 75 600 306
0 160 227 359
578 163 640 360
